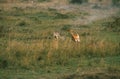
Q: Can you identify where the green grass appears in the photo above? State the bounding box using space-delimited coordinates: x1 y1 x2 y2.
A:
0 56 120 79
0 2 120 79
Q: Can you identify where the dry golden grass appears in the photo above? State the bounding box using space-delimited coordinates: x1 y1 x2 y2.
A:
1 20 118 68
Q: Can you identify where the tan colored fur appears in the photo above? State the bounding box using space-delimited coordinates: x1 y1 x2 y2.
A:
69 30 80 42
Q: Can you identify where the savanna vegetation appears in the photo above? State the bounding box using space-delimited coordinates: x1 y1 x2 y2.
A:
70 0 88 4
0 0 120 79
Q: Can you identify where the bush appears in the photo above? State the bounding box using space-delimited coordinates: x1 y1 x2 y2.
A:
112 0 120 7
17 21 28 27
54 12 74 19
70 0 88 4
38 0 50 2
103 17 120 32
0 59 8 69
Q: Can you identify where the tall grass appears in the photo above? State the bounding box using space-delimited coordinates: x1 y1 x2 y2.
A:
0 2 119 77
1 34 119 69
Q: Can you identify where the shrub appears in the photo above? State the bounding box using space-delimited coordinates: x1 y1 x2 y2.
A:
38 0 50 2
54 12 75 19
54 13 70 19
17 21 28 27
70 0 88 4
102 17 120 32
112 0 120 7
0 59 8 69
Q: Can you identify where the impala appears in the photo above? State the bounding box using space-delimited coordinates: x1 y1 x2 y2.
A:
53 31 60 40
53 31 65 40
69 30 80 42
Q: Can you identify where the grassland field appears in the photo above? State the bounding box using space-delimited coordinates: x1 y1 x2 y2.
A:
0 1 120 79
